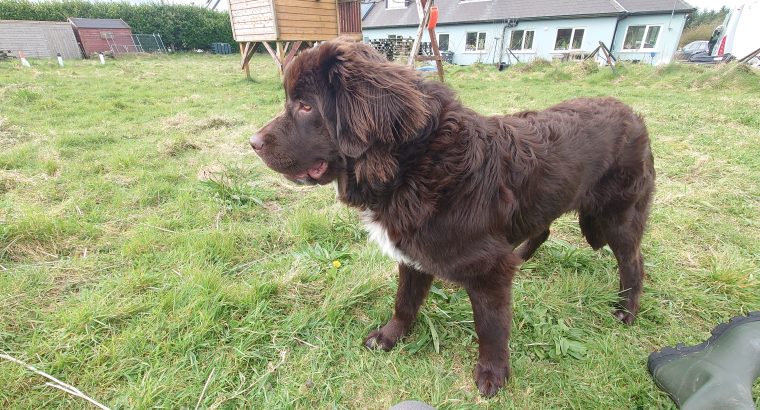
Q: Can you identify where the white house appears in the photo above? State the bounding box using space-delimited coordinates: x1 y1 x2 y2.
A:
362 0 694 65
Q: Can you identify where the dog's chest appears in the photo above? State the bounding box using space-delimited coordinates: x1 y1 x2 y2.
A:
362 211 423 270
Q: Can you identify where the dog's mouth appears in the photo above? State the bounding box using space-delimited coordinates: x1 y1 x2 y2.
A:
285 160 328 184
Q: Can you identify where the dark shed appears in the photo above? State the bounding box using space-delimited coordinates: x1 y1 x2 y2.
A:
68 18 134 57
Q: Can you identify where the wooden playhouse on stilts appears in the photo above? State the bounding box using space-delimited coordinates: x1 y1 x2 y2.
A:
228 0 362 78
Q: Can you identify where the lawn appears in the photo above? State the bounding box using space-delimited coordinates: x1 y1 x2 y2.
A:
1 53 758 409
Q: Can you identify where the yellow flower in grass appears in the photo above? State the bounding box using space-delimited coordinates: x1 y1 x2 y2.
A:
332 260 341 269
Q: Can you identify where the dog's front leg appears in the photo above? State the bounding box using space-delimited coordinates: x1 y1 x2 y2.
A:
364 263 433 351
466 257 516 398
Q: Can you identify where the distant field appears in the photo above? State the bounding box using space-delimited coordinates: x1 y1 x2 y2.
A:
1 54 758 409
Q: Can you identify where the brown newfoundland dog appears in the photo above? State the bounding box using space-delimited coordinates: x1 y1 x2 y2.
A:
250 39 655 397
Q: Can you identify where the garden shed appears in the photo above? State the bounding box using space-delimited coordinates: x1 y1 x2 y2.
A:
0 20 81 59
68 17 134 57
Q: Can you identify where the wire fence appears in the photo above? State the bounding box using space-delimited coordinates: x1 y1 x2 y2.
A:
105 33 168 55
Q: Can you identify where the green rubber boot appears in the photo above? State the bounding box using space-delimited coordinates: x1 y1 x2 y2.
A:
648 311 760 410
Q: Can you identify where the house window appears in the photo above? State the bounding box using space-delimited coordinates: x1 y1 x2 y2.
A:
465 32 486 51
623 25 661 50
554 28 585 50
509 30 534 50
386 0 406 9
438 33 449 52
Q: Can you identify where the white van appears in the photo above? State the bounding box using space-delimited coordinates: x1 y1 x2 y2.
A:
711 1 759 60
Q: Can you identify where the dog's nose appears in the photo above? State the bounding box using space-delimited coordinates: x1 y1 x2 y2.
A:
250 133 265 151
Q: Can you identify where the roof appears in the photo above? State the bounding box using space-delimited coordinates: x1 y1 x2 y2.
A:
68 18 131 30
614 0 693 14
0 20 72 26
363 0 694 29
362 3 375 18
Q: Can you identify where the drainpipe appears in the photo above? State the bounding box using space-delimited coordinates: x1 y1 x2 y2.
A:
609 12 628 58
498 20 516 65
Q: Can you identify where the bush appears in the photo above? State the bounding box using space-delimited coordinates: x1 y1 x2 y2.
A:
0 0 234 50
679 18 723 47
685 6 728 29
680 7 728 47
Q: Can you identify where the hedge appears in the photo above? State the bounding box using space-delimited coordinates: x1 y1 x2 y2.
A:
0 0 234 50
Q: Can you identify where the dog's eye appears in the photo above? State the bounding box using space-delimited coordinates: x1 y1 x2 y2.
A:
299 102 312 112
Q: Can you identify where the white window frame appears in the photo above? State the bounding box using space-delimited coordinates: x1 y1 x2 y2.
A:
621 24 662 51
508 29 535 52
464 31 487 53
553 27 585 51
437 33 450 52
386 0 406 10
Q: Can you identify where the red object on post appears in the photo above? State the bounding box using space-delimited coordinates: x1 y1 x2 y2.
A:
427 6 439 30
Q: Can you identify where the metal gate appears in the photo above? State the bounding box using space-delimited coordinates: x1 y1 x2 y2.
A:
105 33 168 55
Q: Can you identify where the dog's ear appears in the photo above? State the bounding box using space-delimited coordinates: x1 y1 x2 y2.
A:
317 40 429 157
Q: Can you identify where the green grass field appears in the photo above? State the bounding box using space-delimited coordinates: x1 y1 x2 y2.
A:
1 53 759 409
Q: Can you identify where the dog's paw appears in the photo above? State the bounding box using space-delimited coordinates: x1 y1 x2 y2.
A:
364 329 398 351
474 361 509 398
614 309 636 325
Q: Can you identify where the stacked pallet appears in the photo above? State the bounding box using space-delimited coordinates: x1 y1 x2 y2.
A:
368 37 434 62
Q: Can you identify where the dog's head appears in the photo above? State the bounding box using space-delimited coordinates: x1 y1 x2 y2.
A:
250 39 429 186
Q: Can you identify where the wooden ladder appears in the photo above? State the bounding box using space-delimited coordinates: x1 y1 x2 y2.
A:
407 0 444 82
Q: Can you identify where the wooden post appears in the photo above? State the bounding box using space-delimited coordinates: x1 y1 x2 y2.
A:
428 27 444 82
584 45 601 61
739 47 760 63
18 51 31 67
585 41 616 72
240 42 257 80
283 41 303 67
276 42 285 76
262 41 282 72
599 41 616 66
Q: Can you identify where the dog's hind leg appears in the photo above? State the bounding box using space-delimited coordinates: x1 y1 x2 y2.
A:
364 263 433 351
515 229 550 261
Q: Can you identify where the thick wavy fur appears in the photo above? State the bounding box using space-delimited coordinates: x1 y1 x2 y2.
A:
252 38 656 397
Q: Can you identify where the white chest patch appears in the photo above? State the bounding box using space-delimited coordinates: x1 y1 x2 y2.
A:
362 210 423 270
